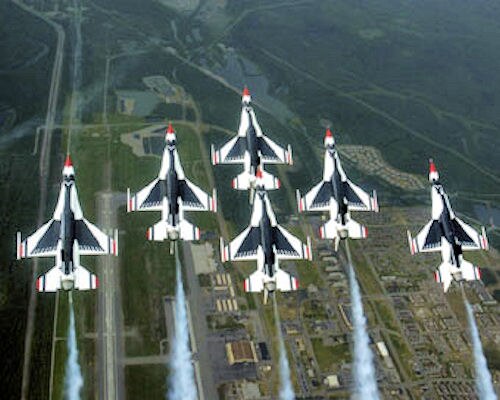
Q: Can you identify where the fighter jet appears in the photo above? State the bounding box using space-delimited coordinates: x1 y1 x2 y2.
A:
211 87 291 197
220 169 312 304
407 159 489 292
127 123 217 243
16 155 118 292
296 128 378 250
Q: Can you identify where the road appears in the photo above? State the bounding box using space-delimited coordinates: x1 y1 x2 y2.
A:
181 242 218 400
10 2 66 399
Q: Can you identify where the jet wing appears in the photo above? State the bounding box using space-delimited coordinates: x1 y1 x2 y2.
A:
179 179 216 212
128 179 163 211
258 136 292 164
212 137 246 164
75 219 118 256
409 220 443 254
17 220 61 259
451 218 488 250
345 180 378 212
298 181 333 212
274 226 312 261
221 227 260 262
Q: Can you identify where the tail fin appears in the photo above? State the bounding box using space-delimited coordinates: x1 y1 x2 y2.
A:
146 220 200 241
435 262 453 292
232 170 280 191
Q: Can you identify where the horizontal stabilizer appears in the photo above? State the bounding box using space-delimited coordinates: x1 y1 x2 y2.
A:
435 260 481 292
36 265 63 292
275 269 299 292
232 170 280 191
243 270 266 293
319 218 367 240
74 266 99 290
147 220 200 241
36 265 98 292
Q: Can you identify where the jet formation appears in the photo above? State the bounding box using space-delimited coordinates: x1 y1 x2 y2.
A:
17 87 489 297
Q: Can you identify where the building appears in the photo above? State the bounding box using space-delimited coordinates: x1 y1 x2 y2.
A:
324 374 340 388
226 341 258 365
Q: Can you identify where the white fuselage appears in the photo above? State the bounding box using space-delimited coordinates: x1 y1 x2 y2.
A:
52 178 84 289
323 147 351 234
251 189 281 290
158 141 187 238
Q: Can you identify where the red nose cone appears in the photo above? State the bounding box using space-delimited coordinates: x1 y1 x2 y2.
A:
166 123 174 134
64 155 72 167
256 167 263 179
429 158 437 173
242 86 250 97
325 128 333 138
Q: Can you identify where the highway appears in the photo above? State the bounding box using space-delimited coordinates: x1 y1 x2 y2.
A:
11 2 66 399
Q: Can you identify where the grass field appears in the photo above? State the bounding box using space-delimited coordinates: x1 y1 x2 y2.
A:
311 338 351 372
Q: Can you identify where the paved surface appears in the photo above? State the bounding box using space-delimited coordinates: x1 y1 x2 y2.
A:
181 242 218 400
97 187 124 400
124 355 169 366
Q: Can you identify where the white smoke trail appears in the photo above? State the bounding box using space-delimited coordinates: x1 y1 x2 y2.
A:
168 247 197 400
272 296 295 400
348 262 379 400
64 293 83 400
465 300 497 400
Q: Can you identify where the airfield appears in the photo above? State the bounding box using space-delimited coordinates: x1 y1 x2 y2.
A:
1 0 500 399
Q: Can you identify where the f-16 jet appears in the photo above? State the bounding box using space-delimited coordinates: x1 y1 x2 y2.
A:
16 155 118 292
127 123 216 244
297 128 378 250
211 87 291 197
220 169 312 304
407 160 489 292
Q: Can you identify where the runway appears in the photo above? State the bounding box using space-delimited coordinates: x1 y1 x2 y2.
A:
96 185 124 400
